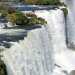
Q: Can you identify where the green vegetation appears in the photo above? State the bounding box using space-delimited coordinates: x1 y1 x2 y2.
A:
37 17 47 25
0 0 67 25
23 0 38 4
15 11 28 25
0 5 15 18
26 13 47 25
22 0 66 6
61 8 68 17
6 11 25 25
0 0 64 6
0 5 47 26
5 11 47 26
36 0 61 5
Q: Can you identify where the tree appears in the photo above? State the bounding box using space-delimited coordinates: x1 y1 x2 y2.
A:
23 0 61 5
24 0 38 4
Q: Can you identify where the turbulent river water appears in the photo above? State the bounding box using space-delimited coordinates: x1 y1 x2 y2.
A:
0 1 75 74
64 0 75 48
0 9 66 75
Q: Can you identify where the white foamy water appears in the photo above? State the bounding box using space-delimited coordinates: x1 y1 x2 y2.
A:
35 7 75 75
1 7 75 75
0 9 66 75
35 9 66 53
1 26 54 75
0 8 67 75
64 0 75 47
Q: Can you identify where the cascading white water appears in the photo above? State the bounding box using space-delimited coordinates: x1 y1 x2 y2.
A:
64 0 75 48
0 9 66 75
2 26 54 75
35 9 68 75
35 8 75 75
35 9 66 53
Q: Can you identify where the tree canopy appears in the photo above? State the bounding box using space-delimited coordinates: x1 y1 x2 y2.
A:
22 0 61 5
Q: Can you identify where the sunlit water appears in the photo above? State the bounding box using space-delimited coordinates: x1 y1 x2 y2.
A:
64 0 75 48
2 2 75 74
2 26 53 75
35 9 66 53
0 9 66 75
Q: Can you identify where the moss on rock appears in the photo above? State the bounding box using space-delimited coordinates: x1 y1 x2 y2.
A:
6 11 47 26
61 8 68 17
23 0 66 6
37 17 47 25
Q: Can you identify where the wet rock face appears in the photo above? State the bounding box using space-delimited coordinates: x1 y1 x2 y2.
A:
0 60 7 75
69 70 75 75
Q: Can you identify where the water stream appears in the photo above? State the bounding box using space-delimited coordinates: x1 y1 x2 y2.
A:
64 0 75 48
0 9 66 75
1 1 75 74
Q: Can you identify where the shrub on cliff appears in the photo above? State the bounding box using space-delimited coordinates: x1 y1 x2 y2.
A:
36 0 60 5
61 8 68 17
7 7 16 14
0 4 9 12
7 13 17 25
6 11 47 26
24 0 38 5
22 0 66 6
26 13 37 18
15 11 28 25
0 6 16 19
26 13 47 25
7 11 28 25
37 17 47 25
1 11 8 18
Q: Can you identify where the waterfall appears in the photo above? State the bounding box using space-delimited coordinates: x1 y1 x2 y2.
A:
35 9 68 75
0 9 64 75
2 26 54 75
35 9 66 53
1 8 66 75
64 0 75 48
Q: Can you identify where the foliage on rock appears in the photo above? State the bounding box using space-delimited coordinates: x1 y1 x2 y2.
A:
37 17 47 25
24 0 38 5
15 11 28 25
7 13 16 25
26 13 37 18
26 13 47 25
22 0 66 6
61 8 68 17
6 11 47 26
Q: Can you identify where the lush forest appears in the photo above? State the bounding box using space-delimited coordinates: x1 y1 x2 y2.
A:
0 0 64 5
